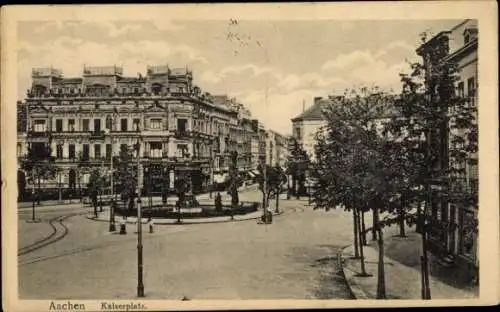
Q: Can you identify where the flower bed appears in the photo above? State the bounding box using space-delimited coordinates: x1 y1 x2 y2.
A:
115 201 260 219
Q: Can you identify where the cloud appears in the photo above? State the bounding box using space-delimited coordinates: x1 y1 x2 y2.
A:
320 41 416 93
321 50 375 71
95 21 145 38
152 20 185 32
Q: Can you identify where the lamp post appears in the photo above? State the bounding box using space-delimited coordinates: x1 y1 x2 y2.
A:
30 169 37 222
135 137 144 298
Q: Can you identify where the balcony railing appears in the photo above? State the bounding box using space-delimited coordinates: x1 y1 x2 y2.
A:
28 131 50 138
173 130 192 139
89 131 106 140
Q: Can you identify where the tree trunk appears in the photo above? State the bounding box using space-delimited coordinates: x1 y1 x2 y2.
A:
372 208 377 241
374 207 386 299
361 210 367 246
399 207 406 237
399 194 406 237
357 209 369 276
275 188 279 213
376 226 386 299
352 208 360 259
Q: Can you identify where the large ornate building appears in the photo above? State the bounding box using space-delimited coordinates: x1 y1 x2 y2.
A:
17 65 281 199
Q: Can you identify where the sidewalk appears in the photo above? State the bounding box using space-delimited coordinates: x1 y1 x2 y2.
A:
341 225 478 299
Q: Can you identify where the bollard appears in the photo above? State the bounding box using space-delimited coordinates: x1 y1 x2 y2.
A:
119 218 127 235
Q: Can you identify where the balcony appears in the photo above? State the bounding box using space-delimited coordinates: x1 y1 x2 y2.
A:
173 130 192 139
28 131 50 138
89 131 106 140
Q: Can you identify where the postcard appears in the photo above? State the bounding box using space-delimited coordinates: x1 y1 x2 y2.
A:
1 2 498 311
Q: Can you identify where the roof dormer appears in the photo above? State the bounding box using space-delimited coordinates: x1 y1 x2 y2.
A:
463 27 478 45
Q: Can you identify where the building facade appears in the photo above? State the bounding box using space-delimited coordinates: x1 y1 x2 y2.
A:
291 96 337 162
416 19 478 280
18 65 283 199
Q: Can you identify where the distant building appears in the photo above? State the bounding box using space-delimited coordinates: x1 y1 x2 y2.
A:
290 96 342 161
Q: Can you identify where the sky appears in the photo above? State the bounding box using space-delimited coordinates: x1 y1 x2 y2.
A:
17 19 461 135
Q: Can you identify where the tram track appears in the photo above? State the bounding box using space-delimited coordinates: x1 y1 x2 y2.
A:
18 212 87 256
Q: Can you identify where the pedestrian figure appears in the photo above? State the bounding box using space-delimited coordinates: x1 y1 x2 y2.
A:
119 216 127 235
215 192 222 212
148 216 154 233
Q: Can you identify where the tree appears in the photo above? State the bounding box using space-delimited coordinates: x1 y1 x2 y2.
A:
227 151 242 209
286 138 309 197
21 142 57 208
87 168 104 218
311 87 399 295
115 145 138 213
257 163 287 213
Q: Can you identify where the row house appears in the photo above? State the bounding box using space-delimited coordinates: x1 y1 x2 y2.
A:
18 65 282 198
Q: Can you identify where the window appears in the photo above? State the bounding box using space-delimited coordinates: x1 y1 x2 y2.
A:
152 84 162 95
467 77 476 107
56 144 63 159
106 144 112 159
17 144 22 157
133 119 140 131
150 142 162 158
177 118 187 133
68 119 75 132
94 144 101 159
105 116 113 130
122 88 126 94
134 88 139 94
177 144 188 158
55 119 63 132
121 119 128 132
82 119 89 132
69 144 75 159
70 88 74 94
120 144 128 153
33 119 46 132
82 144 90 160
459 210 476 257
464 33 470 45
457 81 465 98
94 119 101 132
150 119 161 130
295 127 302 140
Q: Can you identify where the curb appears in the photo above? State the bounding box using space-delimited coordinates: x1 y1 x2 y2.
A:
339 244 371 300
86 210 285 225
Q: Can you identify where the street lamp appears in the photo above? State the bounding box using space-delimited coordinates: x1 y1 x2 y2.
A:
135 137 145 298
